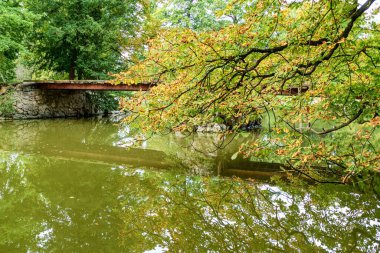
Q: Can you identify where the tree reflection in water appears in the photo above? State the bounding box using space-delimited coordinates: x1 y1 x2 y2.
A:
0 152 127 253
120 171 380 252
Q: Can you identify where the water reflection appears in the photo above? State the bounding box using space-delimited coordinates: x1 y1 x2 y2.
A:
0 119 379 252
0 119 288 179
119 172 380 252
0 152 126 252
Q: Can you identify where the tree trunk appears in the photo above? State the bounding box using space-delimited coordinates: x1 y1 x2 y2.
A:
69 65 75 80
78 69 83 80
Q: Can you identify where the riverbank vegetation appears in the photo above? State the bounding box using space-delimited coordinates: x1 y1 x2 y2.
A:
0 85 15 117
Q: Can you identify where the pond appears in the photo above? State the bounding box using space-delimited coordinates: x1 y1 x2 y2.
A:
0 118 379 252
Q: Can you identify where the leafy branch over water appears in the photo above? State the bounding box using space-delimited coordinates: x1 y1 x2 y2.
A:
114 0 380 181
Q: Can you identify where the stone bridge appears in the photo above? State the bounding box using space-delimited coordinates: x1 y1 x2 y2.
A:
9 80 152 119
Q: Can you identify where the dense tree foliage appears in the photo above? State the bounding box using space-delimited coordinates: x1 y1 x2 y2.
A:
115 0 380 181
0 0 33 81
155 0 243 31
24 0 149 80
124 0 246 65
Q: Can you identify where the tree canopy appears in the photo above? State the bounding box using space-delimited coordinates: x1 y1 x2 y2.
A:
154 0 243 31
115 0 380 180
0 0 33 82
24 0 149 80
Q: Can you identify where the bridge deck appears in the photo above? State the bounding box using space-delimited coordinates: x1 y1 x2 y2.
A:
23 80 309 95
23 80 152 91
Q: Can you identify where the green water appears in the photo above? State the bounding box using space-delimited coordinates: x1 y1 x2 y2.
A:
0 118 379 252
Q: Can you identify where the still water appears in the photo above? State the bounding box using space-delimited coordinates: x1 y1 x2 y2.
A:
0 118 379 252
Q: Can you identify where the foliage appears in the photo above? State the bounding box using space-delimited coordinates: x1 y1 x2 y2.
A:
87 91 132 112
124 0 245 66
0 86 15 117
0 0 33 81
154 0 243 31
115 0 380 180
24 0 150 80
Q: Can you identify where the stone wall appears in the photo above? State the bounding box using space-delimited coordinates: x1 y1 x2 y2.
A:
2 84 100 119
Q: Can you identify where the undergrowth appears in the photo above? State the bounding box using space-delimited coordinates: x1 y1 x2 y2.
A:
0 85 15 117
